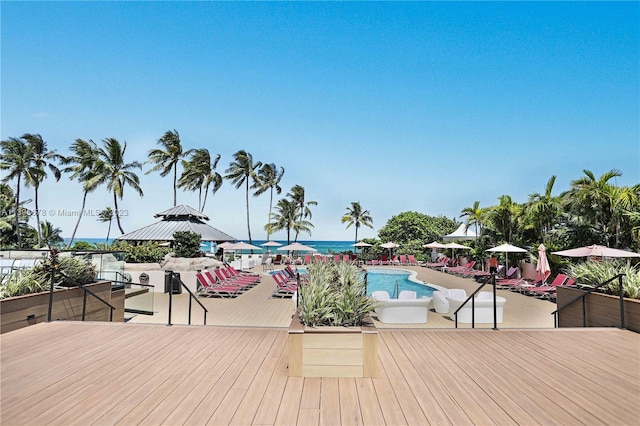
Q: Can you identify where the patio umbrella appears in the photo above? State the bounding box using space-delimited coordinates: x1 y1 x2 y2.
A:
380 242 399 257
536 244 551 284
352 241 372 253
444 242 470 262
261 240 282 253
552 245 640 258
423 241 447 249
487 243 528 272
229 242 263 269
278 242 317 252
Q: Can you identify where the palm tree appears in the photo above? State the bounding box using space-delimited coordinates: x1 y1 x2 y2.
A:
40 220 64 248
0 136 35 246
265 198 301 244
287 184 317 242
61 139 102 248
460 201 484 244
96 138 144 234
146 129 185 207
97 207 113 243
178 148 223 212
253 163 285 241
609 184 640 248
342 201 373 243
565 169 621 246
22 134 63 248
225 150 262 244
524 176 562 243
489 195 521 243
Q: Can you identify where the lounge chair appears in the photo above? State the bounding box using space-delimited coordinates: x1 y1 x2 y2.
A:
380 254 389 265
303 254 311 264
343 254 350 263
423 257 449 269
196 273 242 298
399 255 408 265
407 255 418 265
525 273 569 296
513 271 551 293
273 254 283 265
333 254 341 263
446 291 506 323
398 290 417 299
272 273 297 297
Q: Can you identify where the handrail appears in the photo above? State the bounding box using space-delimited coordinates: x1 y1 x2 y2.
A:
110 279 154 289
78 282 116 322
167 271 208 326
551 274 626 329
97 270 131 283
452 274 499 330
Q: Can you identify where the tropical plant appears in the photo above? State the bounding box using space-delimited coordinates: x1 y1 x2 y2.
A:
173 231 202 258
225 150 262 244
342 201 373 243
97 207 113 242
70 240 96 250
113 241 171 263
297 261 375 327
488 195 522 244
40 221 64 248
61 138 102 248
0 184 33 248
288 185 317 242
0 269 49 299
146 129 185 207
265 198 300 244
253 163 285 241
96 138 144 234
566 260 640 299
522 176 562 244
460 201 485 244
0 136 35 246
20 134 63 248
378 211 456 246
177 148 223 212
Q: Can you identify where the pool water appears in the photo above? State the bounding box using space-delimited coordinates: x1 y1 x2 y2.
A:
365 268 435 299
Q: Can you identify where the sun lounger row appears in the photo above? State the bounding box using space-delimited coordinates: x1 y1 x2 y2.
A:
196 266 261 298
365 254 418 266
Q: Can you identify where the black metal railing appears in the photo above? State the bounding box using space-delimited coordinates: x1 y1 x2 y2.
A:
78 283 116 321
551 274 626 329
166 271 208 326
452 274 499 330
111 279 155 315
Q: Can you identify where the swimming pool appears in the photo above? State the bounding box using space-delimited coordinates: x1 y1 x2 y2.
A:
365 268 436 299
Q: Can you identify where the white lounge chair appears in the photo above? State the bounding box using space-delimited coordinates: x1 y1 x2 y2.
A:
446 291 506 324
398 290 417 299
375 297 432 323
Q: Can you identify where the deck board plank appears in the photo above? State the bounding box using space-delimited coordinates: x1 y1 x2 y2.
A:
1 322 638 426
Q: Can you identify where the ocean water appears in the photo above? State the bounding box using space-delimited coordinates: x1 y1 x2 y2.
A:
66 238 356 254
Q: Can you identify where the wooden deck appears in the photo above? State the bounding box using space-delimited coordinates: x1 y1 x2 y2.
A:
2 322 638 425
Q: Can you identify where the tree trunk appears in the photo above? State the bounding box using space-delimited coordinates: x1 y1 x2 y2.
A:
105 220 112 243
14 176 21 246
35 185 42 248
173 164 177 207
114 192 125 234
67 190 88 249
267 188 274 241
245 180 252 244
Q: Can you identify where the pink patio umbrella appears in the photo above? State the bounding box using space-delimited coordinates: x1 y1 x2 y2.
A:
552 245 640 258
536 244 551 284
423 241 447 249
352 241 372 254
261 240 282 253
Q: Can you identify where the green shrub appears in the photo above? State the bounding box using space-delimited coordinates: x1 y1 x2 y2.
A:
567 260 640 299
298 262 375 327
70 241 96 250
0 269 49 298
117 241 171 263
173 231 201 258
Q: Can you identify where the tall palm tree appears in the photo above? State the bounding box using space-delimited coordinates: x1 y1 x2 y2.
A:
225 150 262 244
287 184 317 242
61 139 102 248
265 198 301 244
609 184 640 248
524 176 562 243
146 129 185 207
0 136 35 246
565 169 621 246
97 207 113 243
178 148 223 212
22 134 63 248
489 195 521 243
341 201 373 243
252 163 285 241
96 138 144 234
460 201 484 244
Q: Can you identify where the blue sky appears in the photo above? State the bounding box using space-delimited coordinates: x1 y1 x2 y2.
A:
2 1 638 242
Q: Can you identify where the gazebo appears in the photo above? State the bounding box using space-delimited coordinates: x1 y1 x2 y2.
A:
116 205 235 244
442 223 477 242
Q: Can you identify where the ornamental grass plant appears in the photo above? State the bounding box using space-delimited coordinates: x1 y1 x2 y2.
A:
567 260 640 299
297 261 376 327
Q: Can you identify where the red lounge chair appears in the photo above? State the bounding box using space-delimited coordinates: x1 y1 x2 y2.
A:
211 269 253 289
273 254 283 265
333 254 341 263
196 273 242 298
525 274 569 296
380 255 389 265
399 255 408 265
304 254 311 264
343 254 350 263
407 255 418 265
513 271 551 292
